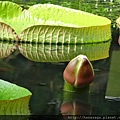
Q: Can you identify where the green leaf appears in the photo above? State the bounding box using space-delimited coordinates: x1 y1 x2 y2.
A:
0 1 22 19
19 40 111 62
0 22 19 41
0 1 35 36
0 1 111 44
0 1 22 37
20 24 111 44
0 79 32 115
0 79 31 100
20 4 111 43
28 4 110 27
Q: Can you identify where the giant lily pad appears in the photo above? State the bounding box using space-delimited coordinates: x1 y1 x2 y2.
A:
19 40 111 62
0 1 111 44
0 79 32 115
0 1 34 37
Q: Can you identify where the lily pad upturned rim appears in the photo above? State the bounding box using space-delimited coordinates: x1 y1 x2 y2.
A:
0 1 111 44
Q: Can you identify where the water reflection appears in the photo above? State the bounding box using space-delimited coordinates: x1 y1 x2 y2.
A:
0 41 15 58
0 39 113 116
19 41 111 62
61 101 92 116
61 88 92 117
0 0 119 117
0 39 120 115
0 40 111 62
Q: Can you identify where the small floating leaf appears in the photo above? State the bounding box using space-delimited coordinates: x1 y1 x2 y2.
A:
0 79 32 115
0 79 31 100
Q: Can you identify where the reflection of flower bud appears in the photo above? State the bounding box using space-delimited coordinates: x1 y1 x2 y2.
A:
60 101 92 116
63 55 94 88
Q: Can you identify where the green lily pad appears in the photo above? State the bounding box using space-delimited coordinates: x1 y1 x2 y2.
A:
19 40 111 62
0 79 32 115
0 1 34 37
0 1 111 44
0 22 18 41
0 79 31 100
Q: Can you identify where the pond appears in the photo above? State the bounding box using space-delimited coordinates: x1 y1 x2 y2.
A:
0 0 120 119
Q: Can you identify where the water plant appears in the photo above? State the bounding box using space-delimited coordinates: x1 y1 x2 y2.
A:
63 55 94 92
0 1 111 44
0 79 32 115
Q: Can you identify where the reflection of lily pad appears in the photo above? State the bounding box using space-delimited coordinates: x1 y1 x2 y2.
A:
19 40 111 62
0 41 15 58
0 1 111 43
0 79 32 115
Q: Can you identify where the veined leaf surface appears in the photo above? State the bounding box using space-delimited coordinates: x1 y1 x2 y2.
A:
0 1 35 36
21 4 111 43
0 1 111 44
0 22 18 41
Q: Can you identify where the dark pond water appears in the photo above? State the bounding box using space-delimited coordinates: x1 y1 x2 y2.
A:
0 0 120 118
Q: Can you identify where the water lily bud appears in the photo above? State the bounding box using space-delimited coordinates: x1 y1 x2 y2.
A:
63 55 94 88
